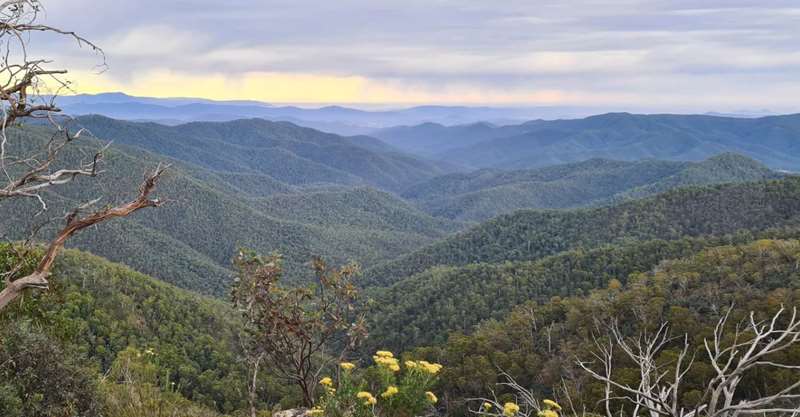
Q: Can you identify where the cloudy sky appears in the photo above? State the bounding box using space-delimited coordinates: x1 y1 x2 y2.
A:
33 0 800 111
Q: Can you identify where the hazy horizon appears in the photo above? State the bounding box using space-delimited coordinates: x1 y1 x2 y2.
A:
35 1 800 113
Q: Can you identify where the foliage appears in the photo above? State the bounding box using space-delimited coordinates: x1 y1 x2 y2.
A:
99 347 223 417
420 239 800 416
0 244 253 413
313 352 441 417
0 321 103 417
232 251 367 407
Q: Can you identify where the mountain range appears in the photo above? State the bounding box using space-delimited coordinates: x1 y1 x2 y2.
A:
374 112 800 171
56 93 598 135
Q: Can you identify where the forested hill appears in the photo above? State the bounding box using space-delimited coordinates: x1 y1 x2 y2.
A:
0 126 459 296
403 153 779 221
416 238 800 417
71 115 450 192
385 113 800 171
0 245 253 415
364 227 800 351
363 177 800 286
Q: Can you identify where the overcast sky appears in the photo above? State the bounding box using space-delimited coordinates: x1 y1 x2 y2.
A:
32 0 800 111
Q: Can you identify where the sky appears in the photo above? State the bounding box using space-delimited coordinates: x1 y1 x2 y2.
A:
31 0 800 111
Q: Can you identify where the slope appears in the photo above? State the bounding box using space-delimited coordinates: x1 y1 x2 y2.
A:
71 115 450 192
425 238 800 416
0 246 251 414
365 227 800 351
0 126 459 296
364 177 800 286
402 154 780 221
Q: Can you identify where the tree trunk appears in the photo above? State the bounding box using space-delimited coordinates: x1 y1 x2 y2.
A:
0 271 48 310
249 354 263 417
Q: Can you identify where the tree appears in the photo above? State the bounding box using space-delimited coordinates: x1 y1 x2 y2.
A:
231 251 367 412
578 306 800 417
0 0 166 311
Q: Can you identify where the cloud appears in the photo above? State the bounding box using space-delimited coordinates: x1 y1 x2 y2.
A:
30 0 800 111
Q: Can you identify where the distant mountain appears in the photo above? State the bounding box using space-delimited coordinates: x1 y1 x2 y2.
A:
364 177 800 286
402 154 781 221
372 121 537 156
72 115 448 192
440 112 800 171
56 92 598 134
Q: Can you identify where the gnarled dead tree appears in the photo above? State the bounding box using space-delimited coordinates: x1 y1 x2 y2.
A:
0 0 166 311
578 306 800 417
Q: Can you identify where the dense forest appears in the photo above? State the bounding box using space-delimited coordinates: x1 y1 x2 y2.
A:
417 238 800 416
364 177 800 286
402 153 779 221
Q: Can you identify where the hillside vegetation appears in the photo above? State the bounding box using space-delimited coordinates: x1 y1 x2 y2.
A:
403 153 779 221
365 227 800 352
72 115 449 192
0 126 458 295
0 246 257 415
364 177 800 286
420 239 800 416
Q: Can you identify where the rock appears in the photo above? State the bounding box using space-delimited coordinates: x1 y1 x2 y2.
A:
273 408 309 417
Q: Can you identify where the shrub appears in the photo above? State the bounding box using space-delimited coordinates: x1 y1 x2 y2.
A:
311 351 442 417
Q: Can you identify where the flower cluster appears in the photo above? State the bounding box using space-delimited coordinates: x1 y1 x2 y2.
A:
313 352 442 417
404 360 442 375
503 402 520 417
373 350 400 372
381 385 399 399
357 391 378 406
425 391 438 404
537 399 561 417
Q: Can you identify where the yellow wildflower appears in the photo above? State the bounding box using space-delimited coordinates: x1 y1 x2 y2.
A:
537 411 558 417
308 407 324 416
542 399 561 411
503 402 520 417
373 355 401 372
357 391 376 406
319 377 333 387
375 350 394 358
405 360 418 369
482 402 493 411
425 391 438 404
381 385 399 398
340 362 356 371
419 360 443 375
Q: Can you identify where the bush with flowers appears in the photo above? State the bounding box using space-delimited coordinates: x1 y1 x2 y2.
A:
309 351 442 417
471 372 562 417
474 398 561 417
